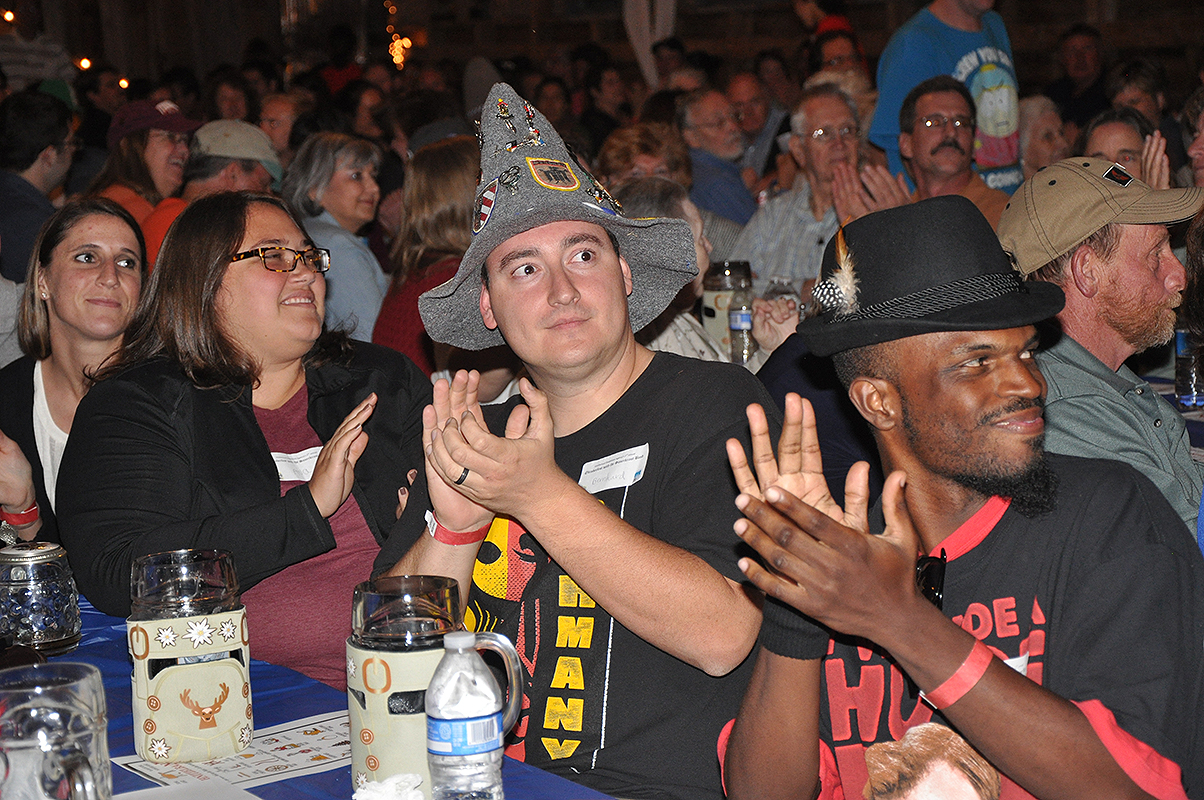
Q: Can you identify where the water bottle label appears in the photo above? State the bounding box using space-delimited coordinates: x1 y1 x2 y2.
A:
1177 329 1193 357
729 309 753 331
427 711 504 756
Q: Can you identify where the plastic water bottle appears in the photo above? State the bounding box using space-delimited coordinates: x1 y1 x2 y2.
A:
729 270 757 366
1175 328 1204 410
701 261 736 351
426 631 505 800
703 260 754 356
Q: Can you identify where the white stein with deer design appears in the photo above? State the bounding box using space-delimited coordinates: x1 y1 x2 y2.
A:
127 607 253 762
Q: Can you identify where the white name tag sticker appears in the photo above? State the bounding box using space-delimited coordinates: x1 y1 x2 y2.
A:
271 445 322 482
1003 652 1029 677
578 444 649 495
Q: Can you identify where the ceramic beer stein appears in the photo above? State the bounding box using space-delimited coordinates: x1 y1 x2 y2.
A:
127 549 251 763
346 575 521 796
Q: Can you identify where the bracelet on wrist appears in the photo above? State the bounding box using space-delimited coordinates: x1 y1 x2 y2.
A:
921 639 994 710
0 500 38 528
425 510 491 546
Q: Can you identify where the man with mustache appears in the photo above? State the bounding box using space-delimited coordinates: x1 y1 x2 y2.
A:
724 196 1204 800
998 158 1204 531
899 76 1009 229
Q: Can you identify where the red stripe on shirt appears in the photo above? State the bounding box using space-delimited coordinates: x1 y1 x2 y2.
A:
929 495 1011 561
1074 698 1187 800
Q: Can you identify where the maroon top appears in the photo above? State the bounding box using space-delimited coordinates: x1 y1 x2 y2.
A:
372 255 460 376
244 384 378 690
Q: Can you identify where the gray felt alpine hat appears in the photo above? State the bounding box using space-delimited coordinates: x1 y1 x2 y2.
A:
418 82 697 350
798 196 1065 357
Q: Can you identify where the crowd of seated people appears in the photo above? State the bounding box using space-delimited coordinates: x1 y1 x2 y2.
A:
1 5 1204 798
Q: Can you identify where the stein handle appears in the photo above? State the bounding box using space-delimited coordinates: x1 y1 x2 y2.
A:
62 750 103 800
472 631 523 735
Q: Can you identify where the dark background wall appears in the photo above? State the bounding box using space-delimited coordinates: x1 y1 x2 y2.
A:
34 0 1204 106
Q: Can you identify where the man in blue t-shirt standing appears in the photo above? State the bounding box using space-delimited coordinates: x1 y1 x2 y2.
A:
869 0 1023 194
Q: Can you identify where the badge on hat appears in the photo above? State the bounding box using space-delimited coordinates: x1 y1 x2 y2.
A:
493 99 544 153
496 98 517 135
527 158 579 191
474 178 499 234
499 165 521 195
1102 163 1133 186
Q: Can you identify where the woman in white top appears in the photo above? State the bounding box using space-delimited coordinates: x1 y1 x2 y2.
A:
0 198 145 542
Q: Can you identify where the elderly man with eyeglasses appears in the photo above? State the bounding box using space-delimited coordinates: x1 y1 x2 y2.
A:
677 88 759 226
867 0 1022 195
731 83 875 299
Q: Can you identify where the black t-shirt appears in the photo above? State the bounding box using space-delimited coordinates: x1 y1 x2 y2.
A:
465 352 780 800
763 453 1204 799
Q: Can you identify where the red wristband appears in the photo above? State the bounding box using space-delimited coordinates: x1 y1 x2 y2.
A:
0 500 38 527
921 640 994 710
425 510 491 545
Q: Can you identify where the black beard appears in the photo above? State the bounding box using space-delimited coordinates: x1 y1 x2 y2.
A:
947 447 1059 518
901 396 1059 518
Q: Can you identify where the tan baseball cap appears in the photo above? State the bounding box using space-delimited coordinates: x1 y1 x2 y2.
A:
192 120 283 183
998 157 1204 276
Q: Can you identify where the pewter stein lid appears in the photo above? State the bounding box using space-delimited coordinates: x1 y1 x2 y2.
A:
0 541 68 566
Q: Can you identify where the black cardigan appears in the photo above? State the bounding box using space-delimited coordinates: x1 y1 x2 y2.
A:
56 341 432 616
0 356 59 543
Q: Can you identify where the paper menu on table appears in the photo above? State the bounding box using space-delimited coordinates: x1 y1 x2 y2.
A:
117 783 257 798
114 710 351 789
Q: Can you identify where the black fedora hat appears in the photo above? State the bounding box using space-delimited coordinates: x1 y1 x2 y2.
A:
798 195 1065 357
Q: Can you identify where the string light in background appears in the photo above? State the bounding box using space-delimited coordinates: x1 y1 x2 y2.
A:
384 0 406 68
78 59 130 90
2 9 14 22
383 0 424 69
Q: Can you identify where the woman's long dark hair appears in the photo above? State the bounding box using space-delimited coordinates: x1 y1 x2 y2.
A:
86 129 163 203
96 191 352 387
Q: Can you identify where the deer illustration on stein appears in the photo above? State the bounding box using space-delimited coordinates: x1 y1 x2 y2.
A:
126 550 252 762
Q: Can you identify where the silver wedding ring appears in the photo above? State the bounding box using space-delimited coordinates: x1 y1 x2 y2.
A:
454 467 470 485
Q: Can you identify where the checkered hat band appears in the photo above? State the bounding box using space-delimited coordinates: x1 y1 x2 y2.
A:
829 272 1021 323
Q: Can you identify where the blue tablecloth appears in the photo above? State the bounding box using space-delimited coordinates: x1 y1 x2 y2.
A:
59 600 610 799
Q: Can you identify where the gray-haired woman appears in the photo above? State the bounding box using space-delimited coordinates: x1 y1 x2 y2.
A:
281 132 387 341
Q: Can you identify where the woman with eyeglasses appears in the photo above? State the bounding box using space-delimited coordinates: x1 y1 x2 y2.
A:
0 198 146 545
57 192 430 689
87 99 200 226
281 132 389 342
